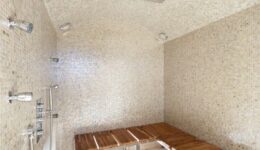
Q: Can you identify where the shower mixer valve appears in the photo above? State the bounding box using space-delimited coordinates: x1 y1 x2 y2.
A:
36 100 44 143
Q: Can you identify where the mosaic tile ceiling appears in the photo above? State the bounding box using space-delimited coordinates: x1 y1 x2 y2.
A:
44 0 260 40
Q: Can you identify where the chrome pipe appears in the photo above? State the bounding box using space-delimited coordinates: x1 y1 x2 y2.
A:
29 134 34 150
49 85 59 150
49 87 53 150
22 127 34 150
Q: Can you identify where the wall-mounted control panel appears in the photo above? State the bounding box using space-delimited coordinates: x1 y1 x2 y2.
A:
36 99 44 143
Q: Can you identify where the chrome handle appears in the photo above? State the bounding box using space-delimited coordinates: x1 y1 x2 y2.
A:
21 127 34 150
52 113 58 118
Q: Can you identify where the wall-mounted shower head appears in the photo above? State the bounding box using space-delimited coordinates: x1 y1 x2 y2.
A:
8 19 33 33
50 85 59 89
8 92 33 103
1 18 33 33
50 57 59 63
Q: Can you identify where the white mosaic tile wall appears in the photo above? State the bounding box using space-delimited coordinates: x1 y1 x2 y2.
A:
1 1 259 150
53 22 164 150
164 5 260 150
0 0 56 150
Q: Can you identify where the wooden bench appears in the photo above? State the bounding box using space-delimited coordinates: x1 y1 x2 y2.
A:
75 122 221 150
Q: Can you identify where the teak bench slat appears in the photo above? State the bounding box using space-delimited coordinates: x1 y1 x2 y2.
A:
75 134 97 150
93 131 118 149
111 128 136 145
75 122 221 150
128 127 154 142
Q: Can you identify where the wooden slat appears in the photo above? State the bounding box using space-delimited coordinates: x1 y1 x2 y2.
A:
140 124 161 138
74 123 221 150
93 131 118 149
141 122 185 139
75 135 81 150
174 141 221 150
176 142 221 150
160 134 196 147
173 140 205 149
191 144 221 150
84 134 98 150
111 129 137 145
75 134 97 150
127 127 153 142
136 126 156 140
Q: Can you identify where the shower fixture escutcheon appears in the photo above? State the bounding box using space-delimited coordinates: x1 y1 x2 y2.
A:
8 91 33 103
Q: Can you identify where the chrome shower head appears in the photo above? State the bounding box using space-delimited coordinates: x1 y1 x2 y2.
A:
8 92 33 103
8 19 33 33
59 22 71 32
50 85 59 89
50 57 59 63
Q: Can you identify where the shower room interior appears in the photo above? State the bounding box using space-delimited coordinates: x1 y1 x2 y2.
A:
0 0 260 150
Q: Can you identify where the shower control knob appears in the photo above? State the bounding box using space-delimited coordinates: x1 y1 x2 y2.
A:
52 113 59 118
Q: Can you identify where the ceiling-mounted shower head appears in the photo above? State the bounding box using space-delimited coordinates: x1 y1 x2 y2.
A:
59 22 71 32
59 22 72 36
157 32 168 42
8 18 33 33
